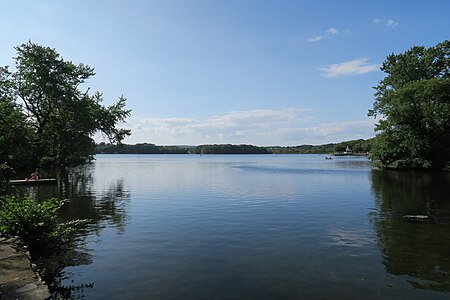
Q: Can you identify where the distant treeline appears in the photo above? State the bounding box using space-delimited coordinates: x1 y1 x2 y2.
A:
94 139 372 155
190 144 271 154
95 143 188 154
269 139 372 154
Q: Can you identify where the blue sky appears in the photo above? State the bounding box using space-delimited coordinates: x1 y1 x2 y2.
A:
1 0 449 145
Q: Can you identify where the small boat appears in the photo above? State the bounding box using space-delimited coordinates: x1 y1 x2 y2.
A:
9 179 57 185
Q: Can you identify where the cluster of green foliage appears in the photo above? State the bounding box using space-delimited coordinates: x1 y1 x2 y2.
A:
369 40 450 170
0 195 86 255
0 42 131 172
190 144 271 154
0 67 34 170
269 139 372 154
95 142 189 154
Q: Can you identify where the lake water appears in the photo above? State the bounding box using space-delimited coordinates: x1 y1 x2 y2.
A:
22 154 450 299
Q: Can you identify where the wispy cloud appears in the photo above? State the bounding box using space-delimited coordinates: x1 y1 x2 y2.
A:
320 58 379 78
107 109 376 146
326 27 338 35
373 18 399 27
386 19 399 27
279 119 377 143
121 108 311 144
201 108 303 128
308 27 340 43
139 117 195 126
308 36 323 43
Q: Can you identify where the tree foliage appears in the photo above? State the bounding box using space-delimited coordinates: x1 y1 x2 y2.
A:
0 67 34 170
0 42 131 169
0 195 86 255
369 40 450 170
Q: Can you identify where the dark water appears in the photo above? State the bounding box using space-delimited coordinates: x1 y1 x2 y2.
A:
18 155 450 299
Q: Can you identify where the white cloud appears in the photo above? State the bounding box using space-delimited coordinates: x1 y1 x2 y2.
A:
208 108 303 125
308 27 341 43
104 109 377 146
386 19 399 27
327 27 338 35
139 117 195 126
320 58 380 78
117 108 313 145
279 119 377 144
308 36 323 43
373 18 399 27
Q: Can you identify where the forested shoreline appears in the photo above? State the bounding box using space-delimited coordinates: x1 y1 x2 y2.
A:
93 138 372 155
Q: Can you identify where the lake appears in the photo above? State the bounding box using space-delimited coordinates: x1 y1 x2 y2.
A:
22 154 450 299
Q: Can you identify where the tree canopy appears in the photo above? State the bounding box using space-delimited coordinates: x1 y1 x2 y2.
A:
369 40 450 170
0 42 131 170
0 66 33 170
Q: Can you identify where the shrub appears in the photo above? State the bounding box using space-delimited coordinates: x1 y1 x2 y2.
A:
0 195 85 255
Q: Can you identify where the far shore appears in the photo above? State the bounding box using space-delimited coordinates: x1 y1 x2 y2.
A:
94 139 372 155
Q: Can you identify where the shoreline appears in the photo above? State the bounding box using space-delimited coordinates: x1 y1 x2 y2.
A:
0 236 50 300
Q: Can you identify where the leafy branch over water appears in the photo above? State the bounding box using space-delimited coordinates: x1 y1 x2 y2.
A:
0 195 87 256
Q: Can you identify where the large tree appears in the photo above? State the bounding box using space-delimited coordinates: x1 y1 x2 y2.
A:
0 66 33 170
9 42 131 167
369 40 450 170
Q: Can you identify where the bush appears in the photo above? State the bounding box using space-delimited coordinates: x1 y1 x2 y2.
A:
0 195 85 255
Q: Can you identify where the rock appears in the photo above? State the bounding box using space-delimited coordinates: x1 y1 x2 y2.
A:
0 237 50 299
16 283 38 293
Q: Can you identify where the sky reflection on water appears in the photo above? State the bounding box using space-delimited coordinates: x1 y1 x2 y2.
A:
18 154 450 299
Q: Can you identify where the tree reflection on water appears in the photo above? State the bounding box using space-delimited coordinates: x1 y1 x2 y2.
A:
13 164 131 298
58 166 130 235
371 170 450 292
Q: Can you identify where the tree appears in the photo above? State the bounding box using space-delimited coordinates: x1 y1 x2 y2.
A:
10 42 131 166
0 66 34 170
369 40 450 170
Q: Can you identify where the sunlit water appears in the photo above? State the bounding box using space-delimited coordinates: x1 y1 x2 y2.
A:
21 154 450 299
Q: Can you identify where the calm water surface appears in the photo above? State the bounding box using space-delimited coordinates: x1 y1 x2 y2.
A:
24 154 450 299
